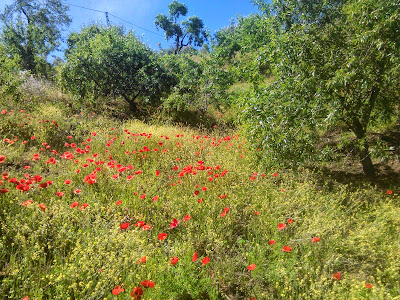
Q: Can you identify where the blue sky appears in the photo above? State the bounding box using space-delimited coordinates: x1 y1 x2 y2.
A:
1 0 261 58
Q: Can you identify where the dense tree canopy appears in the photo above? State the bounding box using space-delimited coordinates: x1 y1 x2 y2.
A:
61 25 175 111
0 0 71 74
155 1 208 54
242 0 400 176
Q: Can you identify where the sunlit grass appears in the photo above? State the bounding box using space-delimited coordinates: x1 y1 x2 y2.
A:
0 102 399 299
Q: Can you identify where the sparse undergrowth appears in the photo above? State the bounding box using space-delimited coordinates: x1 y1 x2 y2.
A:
0 101 399 300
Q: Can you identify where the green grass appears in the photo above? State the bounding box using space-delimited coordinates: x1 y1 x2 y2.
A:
0 100 399 299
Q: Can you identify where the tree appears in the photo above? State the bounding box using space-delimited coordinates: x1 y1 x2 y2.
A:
61 25 176 111
0 0 71 74
242 0 400 177
155 1 208 54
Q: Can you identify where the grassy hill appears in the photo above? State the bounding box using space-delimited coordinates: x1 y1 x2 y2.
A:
0 93 399 299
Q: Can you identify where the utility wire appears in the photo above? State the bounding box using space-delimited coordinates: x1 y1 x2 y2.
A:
64 2 164 37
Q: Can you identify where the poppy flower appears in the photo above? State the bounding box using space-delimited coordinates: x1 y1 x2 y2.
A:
192 252 198 262
142 224 152 231
247 264 256 271
79 203 88 210
171 256 179 265
115 200 122 205
282 245 292 252
332 272 341 280
254 211 260 216
56 192 64 197
386 190 392 195
70 201 79 208
268 240 275 245
131 286 143 299
135 221 145 227
137 256 147 264
38 203 46 211
277 223 286 230
365 283 373 289
272 173 278 177
0 188 9 193
312 237 320 242
287 218 293 224
112 285 124 295
152 195 159 202
120 223 130 230
184 214 192 221
64 179 72 184
202 256 210 266
155 170 160 176
158 233 167 240
140 280 155 288
170 218 180 229
22 200 33 206
74 189 81 194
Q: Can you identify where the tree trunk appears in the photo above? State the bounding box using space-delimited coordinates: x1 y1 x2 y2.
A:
351 118 375 178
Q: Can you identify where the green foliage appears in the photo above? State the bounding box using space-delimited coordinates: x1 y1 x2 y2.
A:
213 14 274 87
0 0 71 75
161 53 234 119
155 1 208 54
242 0 400 175
0 44 22 100
61 25 175 111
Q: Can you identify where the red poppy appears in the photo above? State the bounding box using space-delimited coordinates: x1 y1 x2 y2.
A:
22 200 33 206
184 214 192 221
140 280 155 288
112 285 124 295
115 200 122 205
155 170 160 176
140 194 146 199
192 251 198 262
137 256 147 264
312 237 320 242
287 218 293 224
365 283 373 289
247 264 256 271
254 211 260 216
282 245 292 252
171 256 179 265
56 192 64 197
0 188 9 193
152 195 159 202
158 233 167 240
120 223 130 230
386 190 392 195
268 240 275 245
64 179 72 184
79 203 88 210
74 189 81 194
277 223 286 230
135 221 145 227
142 224 152 231
70 201 79 208
38 203 46 212
202 256 210 266
170 218 180 229
131 286 143 299
332 272 341 280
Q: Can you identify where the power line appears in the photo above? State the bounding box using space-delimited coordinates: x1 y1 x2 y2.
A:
108 13 164 37
63 2 164 37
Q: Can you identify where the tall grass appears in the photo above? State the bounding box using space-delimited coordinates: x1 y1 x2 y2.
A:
0 96 399 299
